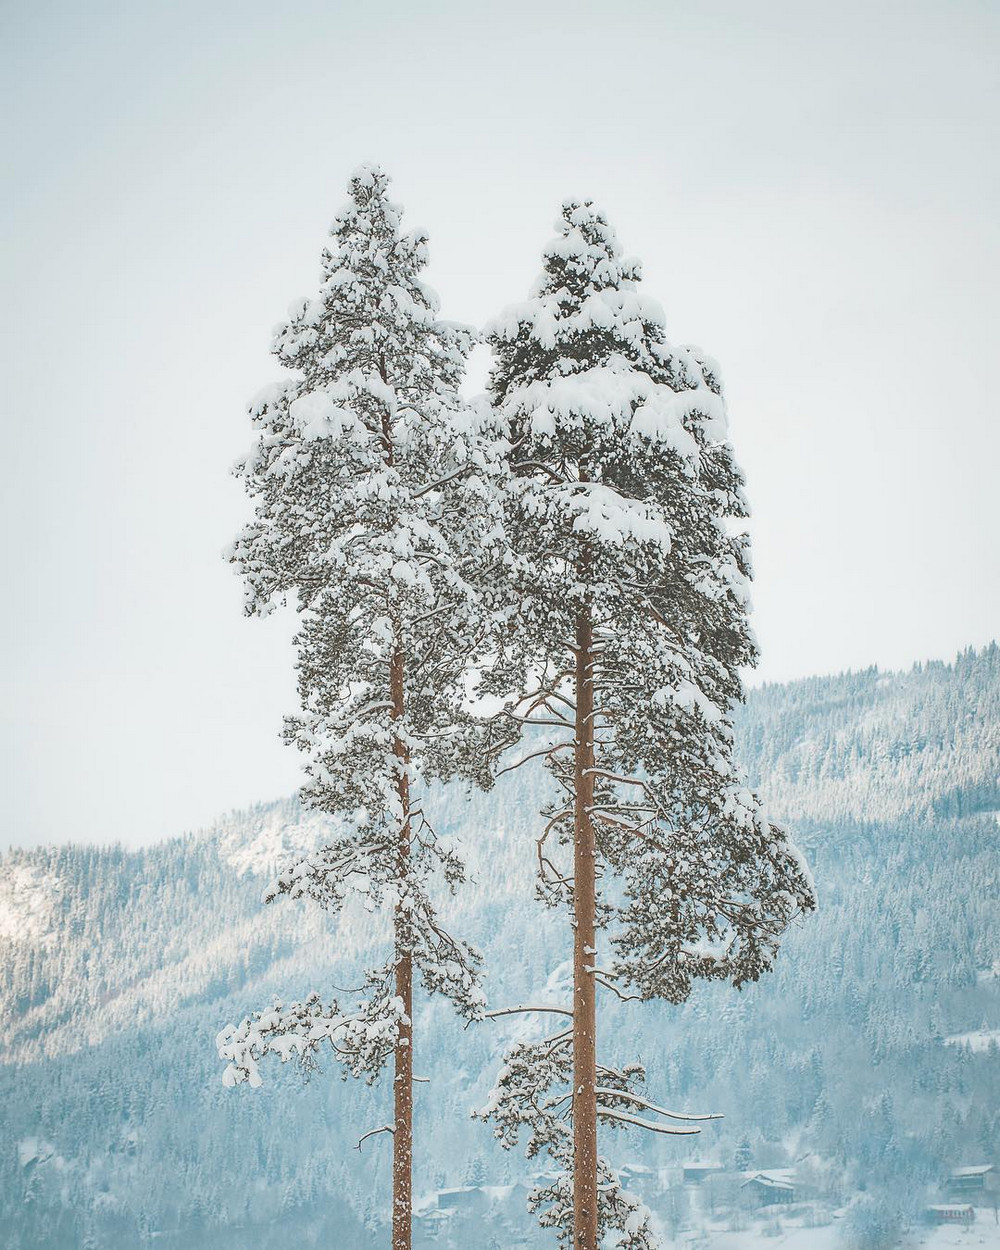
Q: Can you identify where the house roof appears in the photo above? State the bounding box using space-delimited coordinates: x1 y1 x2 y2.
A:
741 1171 796 1191
951 1164 994 1177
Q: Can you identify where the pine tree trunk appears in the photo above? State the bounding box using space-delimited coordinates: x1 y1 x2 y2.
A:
391 644 413 1250
572 607 599 1249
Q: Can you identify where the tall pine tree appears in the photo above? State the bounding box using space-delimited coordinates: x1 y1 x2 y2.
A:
217 165 499 1250
476 201 816 1249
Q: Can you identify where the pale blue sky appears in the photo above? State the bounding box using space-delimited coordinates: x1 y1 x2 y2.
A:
2 0 998 847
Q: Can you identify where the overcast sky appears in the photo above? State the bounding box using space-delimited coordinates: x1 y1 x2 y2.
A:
2 0 997 849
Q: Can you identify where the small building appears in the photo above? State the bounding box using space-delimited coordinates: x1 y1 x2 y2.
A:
927 1205 976 1226
683 1161 725 1185
436 1186 486 1213
741 1170 796 1207
947 1164 995 1196
416 1208 451 1239
618 1163 657 1195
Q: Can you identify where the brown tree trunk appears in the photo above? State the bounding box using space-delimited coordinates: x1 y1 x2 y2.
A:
390 645 413 1250
379 362 414 1250
572 607 599 1249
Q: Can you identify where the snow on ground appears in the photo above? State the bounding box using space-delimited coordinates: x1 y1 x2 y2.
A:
658 1206 1000 1250
944 1030 1000 1052
677 1224 842 1250
910 1214 1000 1250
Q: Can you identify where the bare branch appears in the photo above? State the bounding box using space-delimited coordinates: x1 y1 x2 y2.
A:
356 1124 395 1151
511 458 566 483
588 803 656 818
504 713 574 729
584 769 650 788
410 463 475 499
496 743 573 779
484 1004 574 1020
593 976 643 1003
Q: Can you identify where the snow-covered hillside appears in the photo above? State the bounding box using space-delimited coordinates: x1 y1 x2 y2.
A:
0 647 997 1248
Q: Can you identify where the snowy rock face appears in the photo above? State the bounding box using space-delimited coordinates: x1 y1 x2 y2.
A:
0 863 61 944
214 801 333 879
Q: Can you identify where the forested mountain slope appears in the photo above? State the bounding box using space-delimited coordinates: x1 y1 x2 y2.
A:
0 646 997 1248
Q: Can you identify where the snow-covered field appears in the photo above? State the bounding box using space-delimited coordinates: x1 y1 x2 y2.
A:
670 1224 841 1250
912 1219 1000 1250
656 1207 1000 1250
945 1030 1000 1053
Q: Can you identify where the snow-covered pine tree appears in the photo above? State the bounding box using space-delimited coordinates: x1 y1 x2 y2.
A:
217 165 500 1250
475 201 817 1249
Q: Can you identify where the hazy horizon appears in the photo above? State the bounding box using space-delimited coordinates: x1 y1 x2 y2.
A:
3 639 992 853
3 0 997 847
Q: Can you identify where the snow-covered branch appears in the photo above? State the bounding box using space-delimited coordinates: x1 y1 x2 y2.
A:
596 1106 702 1136
484 1004 574 1020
